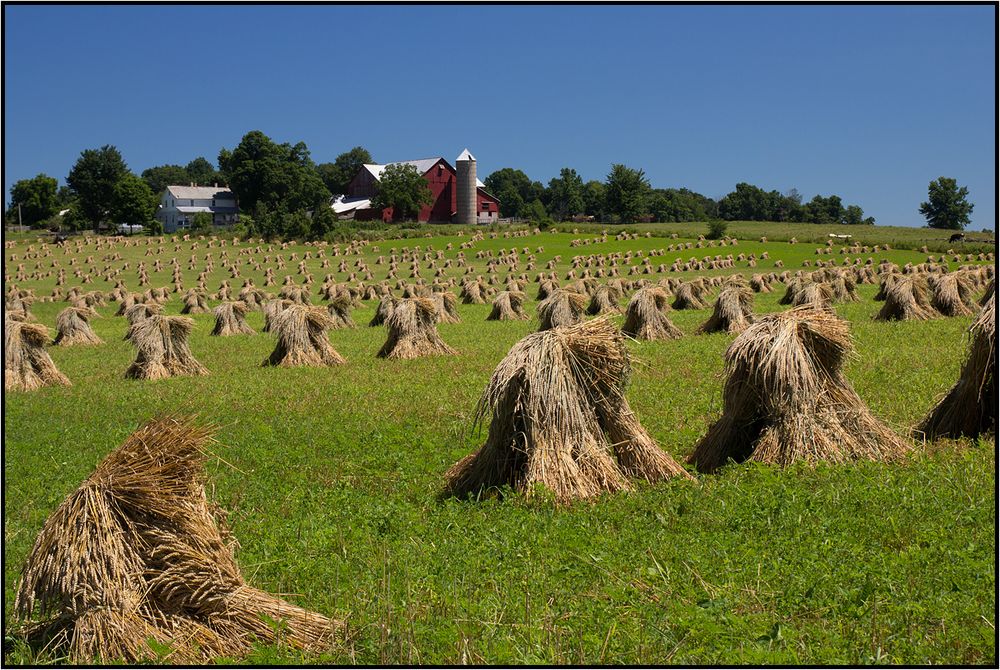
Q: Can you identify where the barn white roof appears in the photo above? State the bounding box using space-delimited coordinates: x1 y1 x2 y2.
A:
363 158 486 188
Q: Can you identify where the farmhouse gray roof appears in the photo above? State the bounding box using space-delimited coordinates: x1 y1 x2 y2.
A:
166 185 236 200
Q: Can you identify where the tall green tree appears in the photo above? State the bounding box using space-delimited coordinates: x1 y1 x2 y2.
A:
309 200 338 240
140 164 189 196
317 146 374 196
546 168 585 221
10 174 59 227
66 145 129 226
803 195 844 225
582 180 606 219
920 177 974 230
483 168 539 218
604 164 650 224
109 174 158 227
370 163 434 221
185 157 222 186
218 130 330 213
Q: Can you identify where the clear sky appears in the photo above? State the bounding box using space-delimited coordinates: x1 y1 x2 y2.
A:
3 4 996 228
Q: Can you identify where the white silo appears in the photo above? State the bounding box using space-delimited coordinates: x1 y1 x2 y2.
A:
456 148 477 225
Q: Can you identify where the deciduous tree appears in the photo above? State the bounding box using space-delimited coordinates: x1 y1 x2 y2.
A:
546 168 585 222
370 163 434 221
920 177 974 230
110 174 158 227
10 174 59 227
604 164 650 224
66 145 129 226
218 130 330 213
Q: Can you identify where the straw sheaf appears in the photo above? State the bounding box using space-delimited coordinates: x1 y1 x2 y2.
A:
537 289 587 331
916 294 996 439
54 306 104 346
487 291 529 321
621 287 683 341
125 316 209 380
929 272 978 317
697 284 754 334
431 291 462 324
377 297 457 360
211 301 255 336
369 295 398 327
13 416 340 663
586 284 622 316
123 302 163 328
5 316 72 391
672 280 710 311
326 294 357 329
874 274 937 321
445 317 690 504
264 304 346 367
688 306 911 472
262 298 293 332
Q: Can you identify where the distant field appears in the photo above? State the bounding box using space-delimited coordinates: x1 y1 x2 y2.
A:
4 224 995 664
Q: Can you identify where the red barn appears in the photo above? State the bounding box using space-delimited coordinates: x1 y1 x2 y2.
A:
332 152 500 224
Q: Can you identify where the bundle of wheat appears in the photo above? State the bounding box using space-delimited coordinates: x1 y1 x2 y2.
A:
791 281 834 309
749 274 772 293
916 295 996 439
5 315 71 391
125 315 207 380
981 278 996 307
874 274 937 321
536 279 558 301
873 271 901 301
12 416 340 664
82 290 107 307
238 284 267 311
827 274 860 303
123 302 164 328
689 306 911 472
326 295 356 329
621 287 682 341
460 280 486 305
262 298 292 332
211 301 255 336
445 317 691 504
487 290 529 321
537 289 588 331
180 290 210 314
279 285 312 305
377 297 457 360
697 283 754 334
115 292 147 316
929 272 978 316
263 304 345 367
53 306 103 346
586 284 622 315
671 280 709 310
369 294 398 327
431 291 462 324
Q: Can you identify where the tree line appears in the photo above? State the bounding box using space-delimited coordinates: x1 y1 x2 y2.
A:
5 129 977 238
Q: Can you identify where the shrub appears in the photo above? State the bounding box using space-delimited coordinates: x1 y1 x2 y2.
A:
706 219 728 240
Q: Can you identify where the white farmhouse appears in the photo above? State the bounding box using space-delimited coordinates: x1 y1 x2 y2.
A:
156 184 239 232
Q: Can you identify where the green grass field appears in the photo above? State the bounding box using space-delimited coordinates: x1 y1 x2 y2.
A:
4 224 996 664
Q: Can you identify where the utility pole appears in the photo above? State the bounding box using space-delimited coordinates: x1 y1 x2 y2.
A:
18 203 23 229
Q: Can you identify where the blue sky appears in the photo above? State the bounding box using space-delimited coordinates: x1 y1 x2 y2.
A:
3 4 995 228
